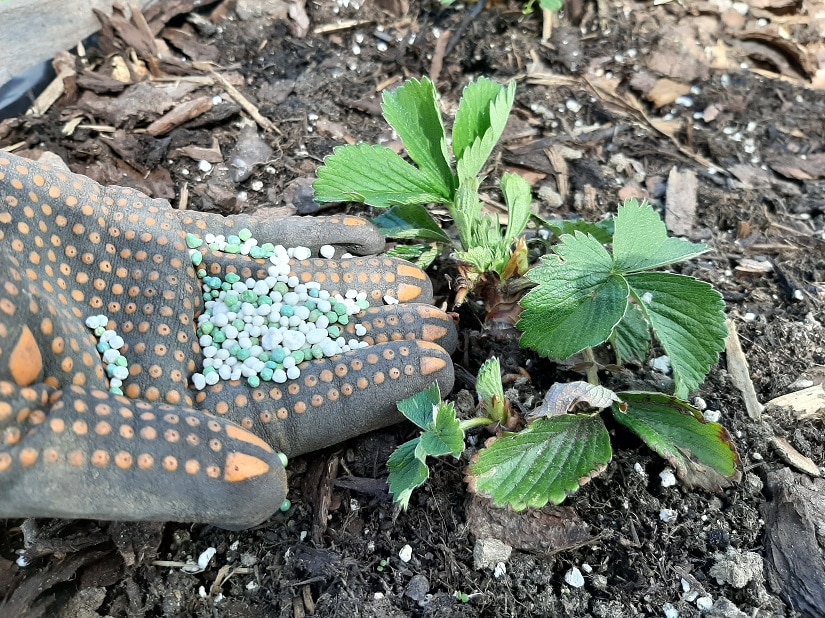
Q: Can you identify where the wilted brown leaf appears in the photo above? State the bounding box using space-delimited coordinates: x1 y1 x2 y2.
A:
530 381 621 419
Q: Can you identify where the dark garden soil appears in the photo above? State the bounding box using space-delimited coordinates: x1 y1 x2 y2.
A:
1 0 824 616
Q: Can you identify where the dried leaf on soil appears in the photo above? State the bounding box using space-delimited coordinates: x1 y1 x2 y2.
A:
531 381 622 419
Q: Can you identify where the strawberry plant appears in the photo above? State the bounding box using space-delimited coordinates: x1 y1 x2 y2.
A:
387 359 508 508
313 76 532 291
387 201 738 510
312 74 738 511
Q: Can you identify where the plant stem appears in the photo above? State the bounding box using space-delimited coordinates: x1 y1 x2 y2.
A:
460 417 494 431
583 347 599 385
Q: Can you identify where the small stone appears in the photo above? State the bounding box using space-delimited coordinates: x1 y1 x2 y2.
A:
711 598 748 618
405 574 430 602
197 547 217 570
703 409 722 423
198 160 213 172
662 602 679 618
695 596 713 611
659 508 678 523
744 472 763 494
650 355 672 374
709 547 763 588
473 538 512 570
494 562 507 579
564 566 585 588
398 544 413 563
538 186 563 208
660 468 678 488
320 244 335 259
383 295 399 305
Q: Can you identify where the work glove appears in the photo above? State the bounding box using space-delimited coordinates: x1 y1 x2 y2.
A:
0 151 456 528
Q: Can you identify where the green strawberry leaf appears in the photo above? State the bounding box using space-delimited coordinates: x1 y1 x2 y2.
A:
388 438 430 509
314 144 452 207
501 172 532 244
452 77 506 162
454 245 504 276
627 272 727 398
612 392 741 491
539 0 564 10
611 301 651 365
372 204 451 243
535 216 614 245
418 401 464 458
519 232 629 359
612 199 709 272
384 244 440 269
455 80 516 180
397 382 442 430
381 77 454 197
468 414 612 509
476 357 506 422
452 175 485 252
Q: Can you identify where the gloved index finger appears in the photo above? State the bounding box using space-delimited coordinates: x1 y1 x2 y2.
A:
177 211 386 256
200 252 435 306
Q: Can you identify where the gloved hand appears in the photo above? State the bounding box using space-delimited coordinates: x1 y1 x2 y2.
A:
0 151 456 528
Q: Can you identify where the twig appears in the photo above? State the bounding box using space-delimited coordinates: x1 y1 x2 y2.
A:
429 30 451 83
313 19 372 34
542 9 555 41
724 319 764 420
209 70 281 134
444 0 489 59
178 181 189 210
